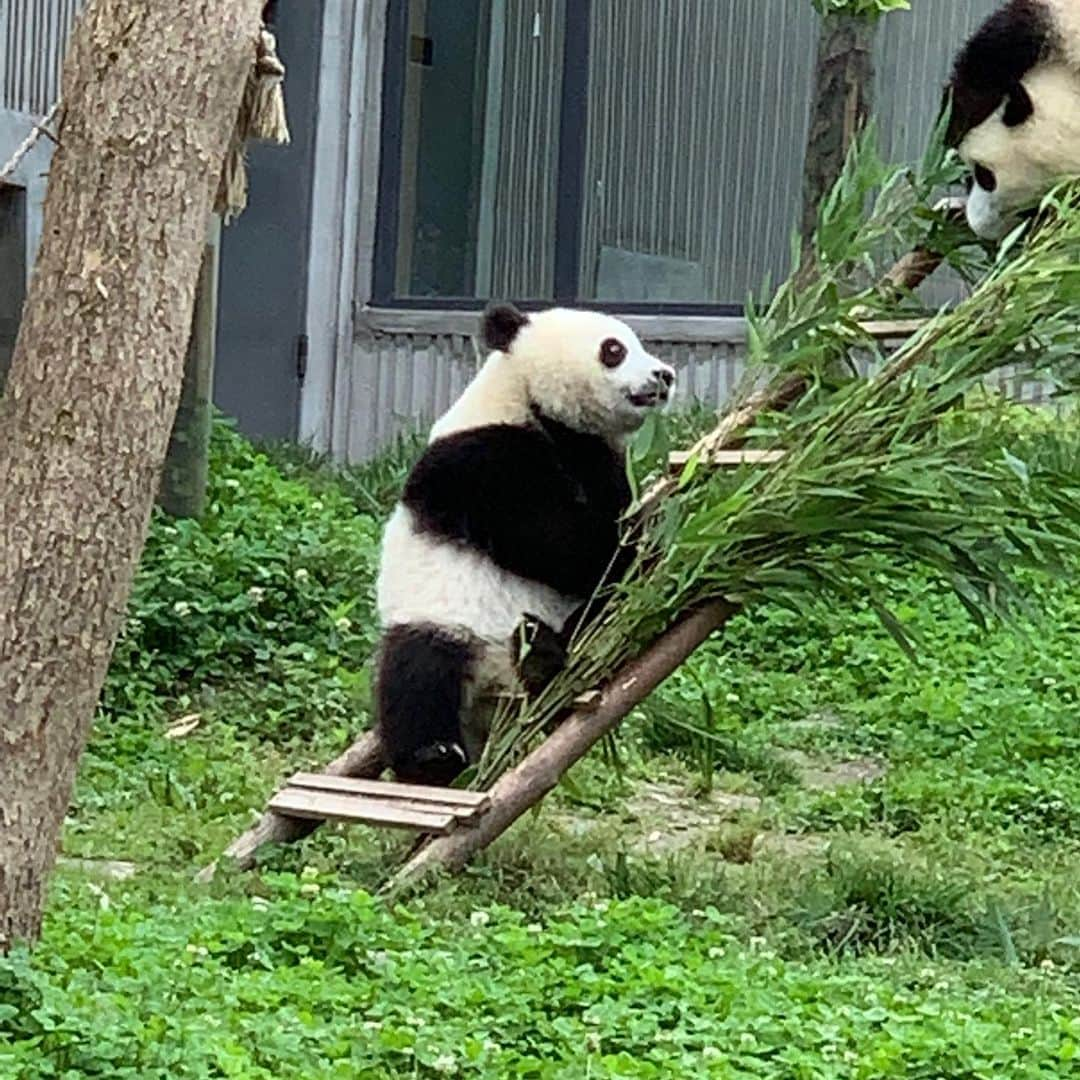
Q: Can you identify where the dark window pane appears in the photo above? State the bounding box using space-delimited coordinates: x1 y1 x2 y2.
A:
0 185 27 390
579 0 817 306
387 0 562 301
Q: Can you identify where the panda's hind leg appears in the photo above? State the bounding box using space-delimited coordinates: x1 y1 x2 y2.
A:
375 624 475 786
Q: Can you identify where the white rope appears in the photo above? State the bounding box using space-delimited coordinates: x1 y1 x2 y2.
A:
0 101 62 185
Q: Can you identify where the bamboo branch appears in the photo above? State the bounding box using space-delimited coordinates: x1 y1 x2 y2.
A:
386 236 958 890
385 601 737 895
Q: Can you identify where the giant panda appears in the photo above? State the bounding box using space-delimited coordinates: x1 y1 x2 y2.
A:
374 304 677 785
946 0 1080 239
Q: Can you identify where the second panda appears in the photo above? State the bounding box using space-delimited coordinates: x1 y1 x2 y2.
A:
946 0 1080 238
375 304 677 785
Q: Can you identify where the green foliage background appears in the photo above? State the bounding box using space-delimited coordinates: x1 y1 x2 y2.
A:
811 0 910 19
3 416 1080 1077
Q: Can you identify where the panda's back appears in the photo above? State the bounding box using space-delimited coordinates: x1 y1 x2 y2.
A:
376 502 581 645
377 414 630 651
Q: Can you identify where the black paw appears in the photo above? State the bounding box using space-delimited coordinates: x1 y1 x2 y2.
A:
511 613 568 695
395 741 468 786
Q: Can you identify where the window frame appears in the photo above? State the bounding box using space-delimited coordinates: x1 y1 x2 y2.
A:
370 0 744 317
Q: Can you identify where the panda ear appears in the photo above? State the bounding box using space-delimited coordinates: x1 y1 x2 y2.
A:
482 303 529 352
1002 81 1034 128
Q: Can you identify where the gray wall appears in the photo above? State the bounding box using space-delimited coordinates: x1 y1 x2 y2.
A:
1 0 80 115
340 1 1012 462
0 0 81 270
213 4 326 443
581 0 819 306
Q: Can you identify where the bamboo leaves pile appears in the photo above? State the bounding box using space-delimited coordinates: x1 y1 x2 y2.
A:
477 136 1080 786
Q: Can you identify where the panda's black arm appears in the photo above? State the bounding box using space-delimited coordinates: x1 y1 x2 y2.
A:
402 426 628 599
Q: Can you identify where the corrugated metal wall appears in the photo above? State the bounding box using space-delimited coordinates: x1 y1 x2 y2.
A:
345 2 1021 461
488 0 564 298
347 325 1050 460
344 331 748 460
581 0 818 305
875 0 1000 163
346 332 481 460
1 0 81 115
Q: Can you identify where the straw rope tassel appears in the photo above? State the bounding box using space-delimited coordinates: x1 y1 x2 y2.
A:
215 26 291 222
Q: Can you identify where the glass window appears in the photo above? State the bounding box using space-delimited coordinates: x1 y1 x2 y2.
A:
0 185 27 389
578 0 817 307
380 0 564 302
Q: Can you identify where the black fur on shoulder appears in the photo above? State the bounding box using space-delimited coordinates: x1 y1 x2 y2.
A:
482 302 529 353
403 411 632 600
945 0 1053 146
375 624 475 785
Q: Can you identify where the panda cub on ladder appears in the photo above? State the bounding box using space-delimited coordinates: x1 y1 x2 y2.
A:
947 0 1080 239
374 304 676 786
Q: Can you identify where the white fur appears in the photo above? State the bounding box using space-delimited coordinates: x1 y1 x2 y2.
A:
376 505 579 687
959 62 1080 238
1049 0 1080 70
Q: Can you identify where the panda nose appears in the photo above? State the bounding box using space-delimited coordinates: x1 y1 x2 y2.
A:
654 368 674 389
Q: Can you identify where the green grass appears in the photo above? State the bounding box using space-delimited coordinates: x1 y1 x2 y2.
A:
5 416 1080 1078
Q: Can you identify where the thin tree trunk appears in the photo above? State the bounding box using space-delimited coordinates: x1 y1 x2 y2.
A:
0 0 264 949
159 222 220 519
799 13 876 252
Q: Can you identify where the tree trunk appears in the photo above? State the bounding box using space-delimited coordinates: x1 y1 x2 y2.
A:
159 221 221 519
0 0 264 950
799 13 877 251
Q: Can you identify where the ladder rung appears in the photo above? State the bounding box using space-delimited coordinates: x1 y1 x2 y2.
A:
288 771 490 810
857 318 927 339
668 448 785 471
269 787 461 833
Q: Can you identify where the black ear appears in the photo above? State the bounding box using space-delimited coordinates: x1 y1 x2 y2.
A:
1003 81 1034 128
482 303 528 352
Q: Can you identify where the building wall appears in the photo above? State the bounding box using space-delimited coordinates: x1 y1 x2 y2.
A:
337 0 1013 462
0 0 80 268
1 0 80 116
580 0 819 306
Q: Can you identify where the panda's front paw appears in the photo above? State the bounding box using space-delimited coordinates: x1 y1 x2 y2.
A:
511 613 568 694
397 741 468 786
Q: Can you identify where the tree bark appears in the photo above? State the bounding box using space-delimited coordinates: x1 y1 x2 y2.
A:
799 13 877 252
0 0 264 949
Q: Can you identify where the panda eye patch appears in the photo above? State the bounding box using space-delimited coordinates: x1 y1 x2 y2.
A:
600 338 627 369
973 163 997 192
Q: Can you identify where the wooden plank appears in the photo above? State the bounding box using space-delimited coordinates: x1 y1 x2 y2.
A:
284 777 486 826
288 771 490 810
858 318 927 340
668 448 786 471
269 788 459 834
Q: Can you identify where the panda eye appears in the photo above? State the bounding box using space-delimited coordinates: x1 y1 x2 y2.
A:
600 338 627 369
973 163 997 193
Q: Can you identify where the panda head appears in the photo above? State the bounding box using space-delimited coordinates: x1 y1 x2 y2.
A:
481 303 676 440
946 0 1080 239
